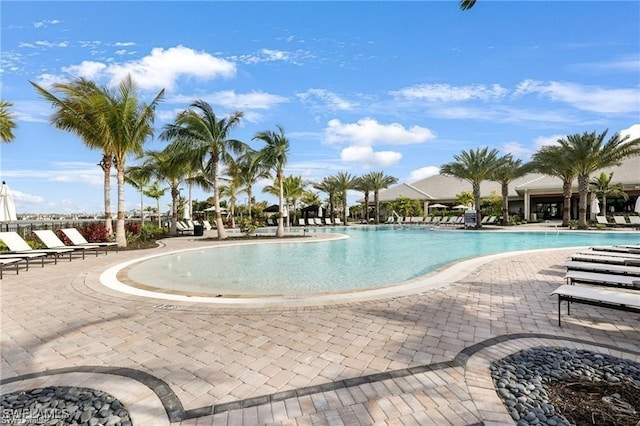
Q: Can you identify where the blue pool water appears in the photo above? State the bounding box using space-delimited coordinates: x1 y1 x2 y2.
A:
124 227 639 296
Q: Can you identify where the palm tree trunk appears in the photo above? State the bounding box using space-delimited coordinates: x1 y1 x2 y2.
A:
100 155 113 238
601 195 607 216
562 180 571 227
116 167 127 247
247 187 253 220
140 191 144 227
501 183 509 226
374 191 380 224
578 173 589 229
342 192 348 224
364 192 370 222
171 186 179 235
473 181 481 228
212 159 228 240
276 171 284 237
156 198 161 228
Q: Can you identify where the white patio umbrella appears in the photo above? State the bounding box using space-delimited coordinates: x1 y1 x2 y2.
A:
0 181 17 224
591 197 600 216
317 206 323 217
635 196 640 214
452 204 468 210
182 202 191 220
428 203 448 209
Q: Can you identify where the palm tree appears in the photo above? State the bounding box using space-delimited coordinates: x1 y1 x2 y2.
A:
589 172 628 216
236 149 269 220
252 125 290 237
220 159 242 229
313 177 340 221
143 180 167 227
124 168 150 226
128 149 190 235
32 78 116 237
557 130 640 229
490 155 528 226
160 100 244 240
282 175 306 226
355 174 374 223
530 146 577 227
366 171 398 224
460 0 476 10
332 171 359 224
440 147 501 228
0 100 17 143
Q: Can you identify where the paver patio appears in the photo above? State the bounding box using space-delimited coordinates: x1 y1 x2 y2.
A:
1 229 639 425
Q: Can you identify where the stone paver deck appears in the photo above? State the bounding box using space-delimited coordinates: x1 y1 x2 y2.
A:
1 228 639 425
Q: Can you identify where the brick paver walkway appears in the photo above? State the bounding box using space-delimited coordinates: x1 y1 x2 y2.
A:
2 230 639 425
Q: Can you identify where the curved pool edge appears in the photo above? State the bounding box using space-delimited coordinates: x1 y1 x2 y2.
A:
99 237 588 307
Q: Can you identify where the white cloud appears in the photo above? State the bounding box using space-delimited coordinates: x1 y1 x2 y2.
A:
206 90 288 110
296 89 356 111
11 190 45 204
391 83 508 102
514 79 639 114
38 45 236 92
502 141 533 159
533 134 564 150
407 166 439 183
19 40 69 49
572 55 640 73
340 146 402 168
619 124 640 141
324 118 436 146
261 49 289 61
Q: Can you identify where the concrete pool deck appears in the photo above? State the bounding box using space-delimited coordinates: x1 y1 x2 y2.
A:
1 226 639 425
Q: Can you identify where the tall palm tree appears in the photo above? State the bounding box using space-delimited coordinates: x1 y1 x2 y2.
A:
332 171 359 224
366 171 398 224
313 176 339 221
530 146 577 227
252 125 290 237
32 78 116 237
282 175 306 226
0 100 17 143
160 100 244 240
124 168 150 226
236 149 269 220
589 172 628 216
490 155 528 226
355 174 374 223
143 180 167 227
440 147 501 228
557 130 640 229
128 149 190 235
220 159 243 228
101 76 164 246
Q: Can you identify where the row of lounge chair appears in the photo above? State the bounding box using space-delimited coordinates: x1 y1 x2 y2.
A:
0 228 117 278
550 244 640 326
390 215 497 226
176 220 213 234
595 215 640 227
264 217 343 226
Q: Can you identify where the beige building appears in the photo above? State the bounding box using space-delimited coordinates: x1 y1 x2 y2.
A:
375 156 640 221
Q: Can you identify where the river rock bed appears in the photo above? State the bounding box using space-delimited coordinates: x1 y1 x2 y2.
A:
1 386 131 425
491 347 640 426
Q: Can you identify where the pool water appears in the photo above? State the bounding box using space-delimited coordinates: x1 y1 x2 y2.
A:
124 227 639 296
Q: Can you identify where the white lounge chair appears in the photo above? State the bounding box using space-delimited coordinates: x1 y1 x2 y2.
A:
0 252 46 271
0 231 74 264
60 228 118 253
34 230 102 259
314 218 323 226
612 216 632 226
550 284 640 326
201 220 213 230
324 217 333 225
628 216 640 226
334 217 343 225
564 270 640 289
0 257 23 278
595 216 614 226
564 260 640 277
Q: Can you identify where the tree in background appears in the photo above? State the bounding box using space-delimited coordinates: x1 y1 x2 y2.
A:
491 155 528 225
557 130 640 229
314 177 339 221
253 125 290 237
332 171 359 224
160 100 244 240
0 100 17 143
144 181 167 227
367 171 398 224
589 172 628 215
440 147 501 228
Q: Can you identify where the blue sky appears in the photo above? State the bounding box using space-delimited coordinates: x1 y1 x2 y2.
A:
1 1 639 216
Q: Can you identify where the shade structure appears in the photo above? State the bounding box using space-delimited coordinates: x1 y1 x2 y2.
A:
318 206 323 217
0 181 17 222
203 206 228 213
428 203 448 209
183 202 191 220
263 204 280 213
452 204 468 210
591 197 600 215
635 197 640 214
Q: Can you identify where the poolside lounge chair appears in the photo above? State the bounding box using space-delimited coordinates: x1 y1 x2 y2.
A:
385 216 395 224
628 216 640 226
201 220 213 230
0 252 47 271
60 228 118 253
0 232 74 264
334 217 343 225
595 216 614 226
33 230 103 259
324 217 333 225
298 218 307 226
0 257 23 278
176 221 194 234
485 216 497 224
564 260 640 277
313 218 323 226
613 216 633 227
565 270 640 290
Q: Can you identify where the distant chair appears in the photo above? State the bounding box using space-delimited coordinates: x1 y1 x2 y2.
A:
612 216 632 227
334 217 343 225
385 216 394 224
33 230 101 259
595 216 614 226
314 218 323 226
628 216 640 226
324 217 333 225
298 218 307 226
0 231 73 264
201 220 212 230
61 228 118 253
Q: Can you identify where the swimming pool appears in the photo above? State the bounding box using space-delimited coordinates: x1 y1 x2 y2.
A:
120 227 639 297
